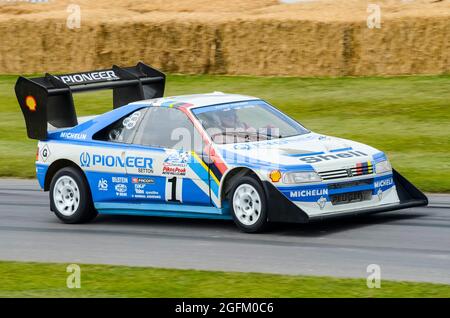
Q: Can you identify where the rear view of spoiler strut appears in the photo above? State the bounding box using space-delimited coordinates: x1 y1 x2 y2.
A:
15 62 165 140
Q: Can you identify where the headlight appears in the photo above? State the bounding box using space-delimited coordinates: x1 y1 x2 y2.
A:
282 171 322 184
375 160 392 174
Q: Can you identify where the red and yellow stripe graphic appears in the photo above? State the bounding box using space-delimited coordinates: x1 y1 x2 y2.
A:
355 161 373 176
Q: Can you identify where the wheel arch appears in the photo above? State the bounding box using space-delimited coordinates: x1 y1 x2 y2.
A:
44 159 87 191
219 166 265 203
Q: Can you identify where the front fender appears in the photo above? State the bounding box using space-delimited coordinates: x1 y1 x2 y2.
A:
262 181 310 223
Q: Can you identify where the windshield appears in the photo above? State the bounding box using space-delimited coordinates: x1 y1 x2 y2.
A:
192 100 309 144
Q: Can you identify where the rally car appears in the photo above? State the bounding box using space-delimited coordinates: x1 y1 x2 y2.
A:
15 63 428 232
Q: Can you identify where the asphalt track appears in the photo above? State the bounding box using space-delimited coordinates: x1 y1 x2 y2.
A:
0 179 449 284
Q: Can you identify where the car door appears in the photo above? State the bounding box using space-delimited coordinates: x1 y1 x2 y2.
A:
125 106 212 206
86 108 146 204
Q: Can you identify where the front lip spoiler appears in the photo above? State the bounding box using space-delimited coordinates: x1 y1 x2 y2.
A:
307 199 427 222
263 168 428 224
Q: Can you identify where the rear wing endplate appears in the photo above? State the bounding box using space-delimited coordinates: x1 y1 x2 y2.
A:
15 62 165 140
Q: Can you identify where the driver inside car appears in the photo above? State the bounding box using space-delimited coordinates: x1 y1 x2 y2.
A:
218 108 250 130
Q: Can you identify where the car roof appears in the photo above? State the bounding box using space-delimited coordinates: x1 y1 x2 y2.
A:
128 92 259 109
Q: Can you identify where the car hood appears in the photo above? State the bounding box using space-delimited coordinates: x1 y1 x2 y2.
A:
216 132 384 172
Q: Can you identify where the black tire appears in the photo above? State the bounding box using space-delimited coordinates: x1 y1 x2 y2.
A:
49 167 97 224
229 176 268 233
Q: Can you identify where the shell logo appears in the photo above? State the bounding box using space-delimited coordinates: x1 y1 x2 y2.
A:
269 170 282 183
25 96 37 112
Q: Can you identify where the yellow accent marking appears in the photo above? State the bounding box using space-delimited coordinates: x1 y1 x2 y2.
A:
210 170 220 186
25 96 37 111
269 170 282 182
191 151 208 171
367 161 373 173
191 151 220 186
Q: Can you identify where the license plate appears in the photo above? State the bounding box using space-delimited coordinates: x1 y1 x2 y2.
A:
331 191 364 205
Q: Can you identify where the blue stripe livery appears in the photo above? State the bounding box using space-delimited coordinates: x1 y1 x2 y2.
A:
278 174 395 202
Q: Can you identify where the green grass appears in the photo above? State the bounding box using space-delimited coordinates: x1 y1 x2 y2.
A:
0 74 449 191
0 261 449 297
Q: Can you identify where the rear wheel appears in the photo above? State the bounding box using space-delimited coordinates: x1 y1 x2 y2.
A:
50 167 97 223
229 176 268 233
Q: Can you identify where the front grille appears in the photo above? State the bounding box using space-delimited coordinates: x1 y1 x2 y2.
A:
318 163 374 180
328 179 373 190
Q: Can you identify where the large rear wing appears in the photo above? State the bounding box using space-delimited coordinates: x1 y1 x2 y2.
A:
15 62 165 140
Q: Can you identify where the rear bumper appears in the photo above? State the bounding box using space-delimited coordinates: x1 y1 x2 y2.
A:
263 169 428 223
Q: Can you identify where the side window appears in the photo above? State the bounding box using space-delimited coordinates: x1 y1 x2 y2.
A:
93 109 146 143
135 107 202 152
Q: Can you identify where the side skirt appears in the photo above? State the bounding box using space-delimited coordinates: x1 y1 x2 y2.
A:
95 202 232 220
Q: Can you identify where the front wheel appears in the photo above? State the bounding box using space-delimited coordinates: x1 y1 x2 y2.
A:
229 176 268 233
50 167 97 224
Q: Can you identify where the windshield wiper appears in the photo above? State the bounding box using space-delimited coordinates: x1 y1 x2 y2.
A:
238 131 283 140
211 131 282 143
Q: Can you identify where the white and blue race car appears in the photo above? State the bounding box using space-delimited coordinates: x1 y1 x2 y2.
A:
15 63 428 232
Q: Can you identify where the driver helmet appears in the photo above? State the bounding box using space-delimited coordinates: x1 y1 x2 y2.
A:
220 108 239 129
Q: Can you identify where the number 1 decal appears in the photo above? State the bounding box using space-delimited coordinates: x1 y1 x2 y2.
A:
166 176 182 202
